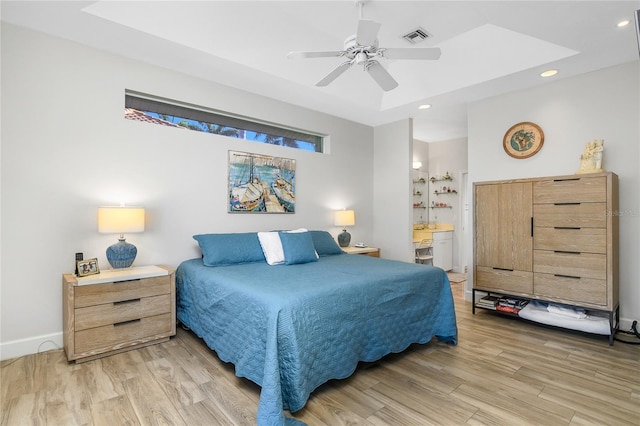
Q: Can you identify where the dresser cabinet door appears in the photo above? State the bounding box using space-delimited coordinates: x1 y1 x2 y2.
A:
474 182 533 294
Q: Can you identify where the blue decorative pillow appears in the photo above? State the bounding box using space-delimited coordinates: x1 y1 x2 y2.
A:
193 233 265 266
279 231 319 265
309 230 345 256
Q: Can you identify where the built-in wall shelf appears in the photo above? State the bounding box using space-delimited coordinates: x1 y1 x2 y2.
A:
430 174 452 183
434 190 457 195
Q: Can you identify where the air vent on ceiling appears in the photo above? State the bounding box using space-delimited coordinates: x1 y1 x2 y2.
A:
402 27 431 44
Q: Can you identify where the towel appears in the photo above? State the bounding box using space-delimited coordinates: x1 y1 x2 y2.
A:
547 304 588 319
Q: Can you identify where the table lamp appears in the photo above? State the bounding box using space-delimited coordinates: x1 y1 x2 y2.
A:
334 209 355 248
98 206 145 269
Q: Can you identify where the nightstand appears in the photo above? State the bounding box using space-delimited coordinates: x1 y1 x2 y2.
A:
62 265 175 363
342 246 380 257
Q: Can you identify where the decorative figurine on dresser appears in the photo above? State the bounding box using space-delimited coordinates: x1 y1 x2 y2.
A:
577 139 605 174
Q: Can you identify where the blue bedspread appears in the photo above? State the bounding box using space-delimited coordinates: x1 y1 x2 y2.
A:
176 254 457 425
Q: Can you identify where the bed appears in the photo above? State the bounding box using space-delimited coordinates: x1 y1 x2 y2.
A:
176 230 458 425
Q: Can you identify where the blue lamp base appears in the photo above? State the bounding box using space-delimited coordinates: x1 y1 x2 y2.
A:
337 229 351 248
106 238 137 269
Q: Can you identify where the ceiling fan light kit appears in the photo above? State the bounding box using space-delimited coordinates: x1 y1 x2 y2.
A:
286 1 441 91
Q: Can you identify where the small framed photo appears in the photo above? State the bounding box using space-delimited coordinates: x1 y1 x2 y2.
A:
77 258 100 277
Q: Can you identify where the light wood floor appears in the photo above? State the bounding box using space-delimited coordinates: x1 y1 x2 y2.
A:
2 280 639 425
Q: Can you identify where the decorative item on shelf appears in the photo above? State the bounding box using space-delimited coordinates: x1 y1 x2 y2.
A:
334 209 355 248
434 187 458 195
576 139 605 174
413 201 425 208
503 121 544 159
430 173 452 182
98 205 145 269
413 177 426 184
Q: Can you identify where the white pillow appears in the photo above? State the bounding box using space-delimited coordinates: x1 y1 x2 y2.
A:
258 231 285 265
258 228 313 265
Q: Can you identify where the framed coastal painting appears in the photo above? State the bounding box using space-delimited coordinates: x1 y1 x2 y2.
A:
228 150 296 213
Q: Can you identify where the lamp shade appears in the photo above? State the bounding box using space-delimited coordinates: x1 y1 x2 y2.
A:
98 207 145 234
98 206 145 269
334 210 355 227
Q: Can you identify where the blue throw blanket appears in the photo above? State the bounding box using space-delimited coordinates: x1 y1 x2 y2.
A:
176 254 457 425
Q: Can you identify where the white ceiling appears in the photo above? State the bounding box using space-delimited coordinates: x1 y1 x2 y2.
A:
2 1 639 141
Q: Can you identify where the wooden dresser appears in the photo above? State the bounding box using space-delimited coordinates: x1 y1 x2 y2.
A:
63 265 175 363
473 172 618 342
342 246 380 257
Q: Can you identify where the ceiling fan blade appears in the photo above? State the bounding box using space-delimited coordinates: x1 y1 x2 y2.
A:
356 19 381 46
366 61 398 91
316 61 352 87
381 47 442 60
287 51 344 59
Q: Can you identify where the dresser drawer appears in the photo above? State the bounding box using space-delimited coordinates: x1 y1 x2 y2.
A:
75 276 170 308
533 176 606 204
534 227 606 253
475 266 533 294
75 313 173 354
534 273 606 306
75 294 171 331
533 202 606 228
533 250 606 280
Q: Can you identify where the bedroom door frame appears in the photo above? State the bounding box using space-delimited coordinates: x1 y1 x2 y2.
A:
456 171 469 275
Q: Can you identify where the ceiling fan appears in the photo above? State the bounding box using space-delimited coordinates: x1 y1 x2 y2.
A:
287 1 441 91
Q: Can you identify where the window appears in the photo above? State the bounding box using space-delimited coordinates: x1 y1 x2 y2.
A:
124 91 324 152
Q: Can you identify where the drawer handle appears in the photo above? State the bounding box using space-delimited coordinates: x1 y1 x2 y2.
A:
554 227 581 230
115 279 141 284
554 274 581 279
492 267 514 271
113 298 141 305
553 178 580 182
114 319 141 327
554 250 581 255
554 202 581 205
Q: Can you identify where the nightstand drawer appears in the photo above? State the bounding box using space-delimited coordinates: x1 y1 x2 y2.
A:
75 276 170 308
533 176 606 203
533 250 606 280
75 313 173 354
534 227 606 253
75 294 171 331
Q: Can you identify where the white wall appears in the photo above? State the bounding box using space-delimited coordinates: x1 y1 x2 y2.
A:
0 24 381 359
468 61 640 329
373 119 413 262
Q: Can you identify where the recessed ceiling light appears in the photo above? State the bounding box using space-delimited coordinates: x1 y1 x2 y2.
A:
418 104 432 110
617 19 630 27
540 69 558 78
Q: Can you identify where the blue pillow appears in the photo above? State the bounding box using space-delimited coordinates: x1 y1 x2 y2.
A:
309 230 345 256
279 231 318 265
193 233 265 266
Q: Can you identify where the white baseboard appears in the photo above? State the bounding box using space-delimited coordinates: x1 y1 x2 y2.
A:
0 332 63 361
619 318 637 333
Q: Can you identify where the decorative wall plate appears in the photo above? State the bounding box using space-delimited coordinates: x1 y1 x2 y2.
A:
503 122 544 159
